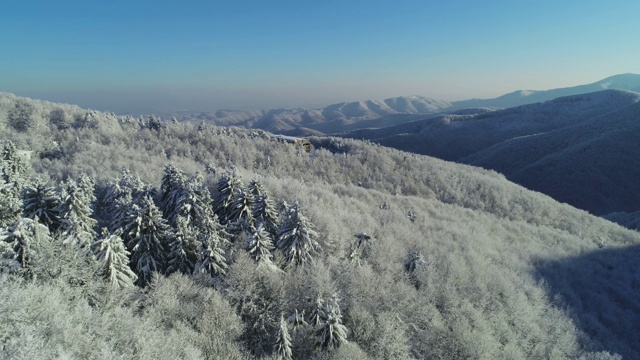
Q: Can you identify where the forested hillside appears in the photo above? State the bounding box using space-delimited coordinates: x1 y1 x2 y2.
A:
1 92 639 359
341 90 640 223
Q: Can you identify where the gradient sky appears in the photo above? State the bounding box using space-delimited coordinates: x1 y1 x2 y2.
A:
1 0 639 114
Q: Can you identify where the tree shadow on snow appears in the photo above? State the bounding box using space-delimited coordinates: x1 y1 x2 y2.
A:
535 244 640 359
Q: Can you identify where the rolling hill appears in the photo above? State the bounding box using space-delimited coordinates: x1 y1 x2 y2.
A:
340 89 640 221
461 100 640 216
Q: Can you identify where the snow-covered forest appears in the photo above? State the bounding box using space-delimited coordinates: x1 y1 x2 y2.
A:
1 92 639 359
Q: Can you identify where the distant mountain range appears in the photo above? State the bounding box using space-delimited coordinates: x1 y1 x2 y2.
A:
343 89 640 217
170 73 640 135
452 73 640 109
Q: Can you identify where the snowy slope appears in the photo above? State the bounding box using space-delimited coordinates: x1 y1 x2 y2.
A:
452 73 640 109
462 100 640 215
342 89 640 161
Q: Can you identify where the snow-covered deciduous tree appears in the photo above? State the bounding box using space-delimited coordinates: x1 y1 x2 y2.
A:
8 99 35 132
123 195 172 286
22 180 61 232
315 294 348 350
90 229 137 289
273 315 293 360
49 108 70 130
56 175 97 247
276 203 320 268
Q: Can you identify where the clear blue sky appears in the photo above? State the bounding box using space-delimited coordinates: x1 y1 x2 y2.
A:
1 0 639 113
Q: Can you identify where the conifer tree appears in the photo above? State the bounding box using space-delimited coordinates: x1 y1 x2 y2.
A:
22 180 62 232
103 171 153 233
0 218 50 269
123 195 172 286
252 190 280 240
276 203 320 268
160 164 186 222
248 179 266 199
57 175 97 247
193 234 228 277
166 218 197 275
0 141 26 227
274 315 293 360
90 229 137 289
315 294 348 350
228 189 255 226
0 178 22 228
213 172 242 224
247 225 275 265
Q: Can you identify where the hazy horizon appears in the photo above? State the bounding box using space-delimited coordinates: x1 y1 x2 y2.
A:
2 0 639 114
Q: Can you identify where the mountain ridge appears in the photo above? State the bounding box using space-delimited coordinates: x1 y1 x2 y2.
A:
166 73 640 134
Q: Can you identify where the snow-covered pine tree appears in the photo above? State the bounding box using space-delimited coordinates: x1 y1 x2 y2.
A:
252 189 280 240
228 188 255 226
0 141 27 227
21 180 62 232
102 171 154 233
248 179 265 199
0 218 50 270
56 175 98 248
123 195 172 286
165 217 197 275
276 203 320 268
0 178 22 228
273 315 293 360
213 172 243 224
172 174 211 229
160 164 187 222
105 184 133 233
315 294 348 350
193 232 228 277
247 225 275 264
90 229 137 289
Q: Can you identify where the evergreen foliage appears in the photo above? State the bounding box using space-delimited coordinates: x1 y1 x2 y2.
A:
0 141 27 227
166 218 197 275
213 171 243 224
274 315 293 360
252 188 280 240
246 225 275 265
315 294 348 350
160 164 187 222
123 195 172 286
193 232 228 277
276 203 320 268
90 229 137 288
22 180 62 232
228 188 255 227
56 175 97 247
0 218 50 270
